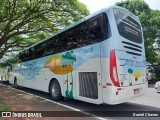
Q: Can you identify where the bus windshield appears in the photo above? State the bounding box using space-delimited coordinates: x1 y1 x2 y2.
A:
113 9 142 43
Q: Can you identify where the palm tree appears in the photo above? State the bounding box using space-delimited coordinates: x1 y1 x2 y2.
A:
61 51 76 98
128 68 133 86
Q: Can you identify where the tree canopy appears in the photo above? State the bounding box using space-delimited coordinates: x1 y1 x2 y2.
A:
116 0 160 80
0 0 89 59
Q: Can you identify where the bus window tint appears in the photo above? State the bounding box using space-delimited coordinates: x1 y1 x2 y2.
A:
78 14 102 47
114 9 142 43
19 13 111 62
63 13 110 48
20 51 27 62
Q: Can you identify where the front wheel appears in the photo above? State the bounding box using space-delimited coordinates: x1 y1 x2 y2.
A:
49 80 63 101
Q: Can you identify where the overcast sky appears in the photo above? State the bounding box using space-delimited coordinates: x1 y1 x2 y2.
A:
79 0 160 13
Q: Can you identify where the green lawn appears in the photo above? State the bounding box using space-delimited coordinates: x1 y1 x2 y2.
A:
0 100 10 120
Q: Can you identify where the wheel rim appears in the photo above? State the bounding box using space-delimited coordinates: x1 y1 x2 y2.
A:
52 82 59 97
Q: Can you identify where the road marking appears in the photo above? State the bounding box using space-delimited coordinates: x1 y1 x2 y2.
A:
0 84 108 120
129 100 160 108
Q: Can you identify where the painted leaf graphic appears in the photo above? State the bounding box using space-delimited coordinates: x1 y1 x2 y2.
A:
44 56 73 75
128 68 133 74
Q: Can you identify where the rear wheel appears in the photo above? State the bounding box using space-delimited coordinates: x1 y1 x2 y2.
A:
49 80 63 101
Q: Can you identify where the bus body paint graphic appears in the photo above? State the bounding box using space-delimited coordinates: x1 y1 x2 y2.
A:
44 51 76 98
133 71 141 81
119 57 146 85
128 68 133 86
61 51 76 98
120 58 145 68
44 56 73 75
44 51 76 75
16 44 100 81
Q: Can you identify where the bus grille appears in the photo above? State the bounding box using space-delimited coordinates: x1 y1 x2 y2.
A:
122 41 142 56
79 72 98 99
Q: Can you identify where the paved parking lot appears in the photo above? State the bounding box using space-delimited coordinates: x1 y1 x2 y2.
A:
0 84 98 120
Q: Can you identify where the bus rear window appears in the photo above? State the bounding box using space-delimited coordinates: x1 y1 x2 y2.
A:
113 9 142 43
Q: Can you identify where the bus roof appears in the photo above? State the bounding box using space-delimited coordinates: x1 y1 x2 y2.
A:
19 5 139 53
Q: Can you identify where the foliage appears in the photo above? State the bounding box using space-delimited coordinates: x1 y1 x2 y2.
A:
0 0 89 59
116 0 160 80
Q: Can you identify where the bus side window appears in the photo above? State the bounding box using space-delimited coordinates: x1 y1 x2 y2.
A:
35 43 45 58
19 53 22 62
44 35 61 56
65 28 78 50
19 51 28 62
87 14 103 43
76 13 104 47
34 46 38 59
102 14 111 40
29 49 33 60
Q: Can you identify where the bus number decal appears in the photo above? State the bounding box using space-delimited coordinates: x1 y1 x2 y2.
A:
83 47 93 54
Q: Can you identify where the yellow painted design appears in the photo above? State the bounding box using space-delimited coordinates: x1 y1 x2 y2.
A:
44 56 73 75
133 71 141 78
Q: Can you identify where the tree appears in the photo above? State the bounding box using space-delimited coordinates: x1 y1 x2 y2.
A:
116 0 160 80
0 0 89 59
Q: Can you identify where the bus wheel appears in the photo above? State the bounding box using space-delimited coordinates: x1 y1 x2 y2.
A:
14 77 18 88
49 80 63 101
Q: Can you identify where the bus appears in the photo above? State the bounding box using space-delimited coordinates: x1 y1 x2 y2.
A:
9 6 147 105
0 61 10 83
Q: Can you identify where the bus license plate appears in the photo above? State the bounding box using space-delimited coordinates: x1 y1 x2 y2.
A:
134 88 140 94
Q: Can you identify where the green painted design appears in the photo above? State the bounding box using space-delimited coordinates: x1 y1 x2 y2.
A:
128 68 133 74
61 51 76 99
128 68 133 86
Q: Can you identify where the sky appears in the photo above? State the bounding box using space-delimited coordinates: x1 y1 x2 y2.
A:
79 0 160 13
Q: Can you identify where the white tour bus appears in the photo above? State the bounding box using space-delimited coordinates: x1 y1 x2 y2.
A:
9 6 147 104
0 61 10 83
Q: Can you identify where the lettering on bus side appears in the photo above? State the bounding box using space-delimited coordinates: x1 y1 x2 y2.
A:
83 47 93 54
119 58 145 67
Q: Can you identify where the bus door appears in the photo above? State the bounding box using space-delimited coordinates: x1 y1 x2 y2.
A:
112 50 146 87
76 69 102 104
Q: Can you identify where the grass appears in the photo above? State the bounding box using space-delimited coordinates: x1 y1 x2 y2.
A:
0 100 10 120
0 100 10 111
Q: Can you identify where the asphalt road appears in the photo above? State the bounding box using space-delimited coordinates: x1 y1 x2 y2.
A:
1 83 160 120
129 88 160 108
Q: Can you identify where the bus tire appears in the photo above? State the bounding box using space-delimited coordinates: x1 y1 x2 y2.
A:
14 77 19 88
49 80 63 101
